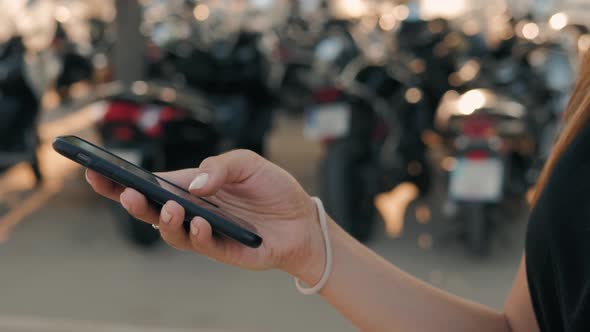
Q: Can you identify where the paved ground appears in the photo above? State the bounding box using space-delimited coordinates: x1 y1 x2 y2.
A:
0 108 527 332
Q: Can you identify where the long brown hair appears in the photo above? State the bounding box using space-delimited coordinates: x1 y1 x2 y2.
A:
533 52 590 204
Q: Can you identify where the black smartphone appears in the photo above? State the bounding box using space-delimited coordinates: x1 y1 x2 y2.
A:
52 135 262 248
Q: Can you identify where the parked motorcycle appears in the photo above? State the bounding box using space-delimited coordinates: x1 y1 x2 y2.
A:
94 81 218 247
305 18 431 241
436 88 531 256
144 9 276 156
525 40 575 180
50 23 91 95
0 36 42 183
434 18 575 256
267 13 322 115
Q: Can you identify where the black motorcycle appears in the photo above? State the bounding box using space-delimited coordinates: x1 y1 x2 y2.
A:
148 29 275 156
269 15 318 115
305 19 431 241
0 36 42 183
433 20 574 256
43 22 99 104
436 88 531 256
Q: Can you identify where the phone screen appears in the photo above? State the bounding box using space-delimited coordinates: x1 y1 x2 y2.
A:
68 137 257 233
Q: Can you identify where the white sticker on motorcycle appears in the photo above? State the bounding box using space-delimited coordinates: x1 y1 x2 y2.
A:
450 158 504 202
303 103 351 141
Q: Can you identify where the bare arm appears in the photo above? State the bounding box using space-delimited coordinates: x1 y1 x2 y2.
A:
86 150 540 332
291 221 540 332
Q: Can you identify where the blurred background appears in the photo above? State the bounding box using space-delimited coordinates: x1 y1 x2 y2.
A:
0 0 588 331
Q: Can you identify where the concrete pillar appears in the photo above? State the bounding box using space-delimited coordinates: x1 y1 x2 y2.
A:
112 0 145 84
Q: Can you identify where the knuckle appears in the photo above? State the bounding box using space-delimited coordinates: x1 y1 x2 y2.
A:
234 149 259 159
199 156 217 169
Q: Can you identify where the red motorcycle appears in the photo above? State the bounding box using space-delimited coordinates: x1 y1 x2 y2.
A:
93 81 218 247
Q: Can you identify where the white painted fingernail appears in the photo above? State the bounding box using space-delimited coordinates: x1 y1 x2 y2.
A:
189 173 209 191
120 197 130 211
161 206 172 223
190 219 200 236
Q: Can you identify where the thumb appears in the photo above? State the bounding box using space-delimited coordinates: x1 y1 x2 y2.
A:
188 149 265 196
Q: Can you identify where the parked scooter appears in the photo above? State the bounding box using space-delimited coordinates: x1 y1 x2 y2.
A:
434 18 575 256
525 40 575 181
0 36 42 183
436 88 532 256
145 19 276 156
268 14 321 115
305 18 430 241
94 81 218 247
52 23 94 100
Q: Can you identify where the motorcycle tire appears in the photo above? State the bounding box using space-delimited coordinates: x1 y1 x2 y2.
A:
320 139 376 242
461 203 490 257
118 205 161 248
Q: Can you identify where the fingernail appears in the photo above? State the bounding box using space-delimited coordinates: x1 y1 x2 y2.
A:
161 206 172 223
120 197 129 211
85 170 91 183
191 219 199 236
189 173 209 191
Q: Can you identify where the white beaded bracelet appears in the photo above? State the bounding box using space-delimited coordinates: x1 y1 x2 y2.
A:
294 197 333 295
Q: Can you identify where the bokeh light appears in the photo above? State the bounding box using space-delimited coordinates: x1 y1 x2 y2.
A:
194 4 210 21
549 12 568 31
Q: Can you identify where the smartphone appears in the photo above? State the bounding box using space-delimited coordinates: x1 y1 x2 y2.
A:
52 135 262 248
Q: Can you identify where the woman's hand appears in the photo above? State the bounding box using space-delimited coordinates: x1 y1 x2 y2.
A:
85 150 534 332
85 150 325 280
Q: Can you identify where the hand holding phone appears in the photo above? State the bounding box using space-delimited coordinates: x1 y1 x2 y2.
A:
52 136 324 280
55 135 324 277
53 135 262 248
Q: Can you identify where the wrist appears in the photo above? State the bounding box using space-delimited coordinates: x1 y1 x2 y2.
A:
283 213 337 287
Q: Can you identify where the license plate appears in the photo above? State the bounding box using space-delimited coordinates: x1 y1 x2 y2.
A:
110 149 142 166
303 103 351 141
450 158 503 202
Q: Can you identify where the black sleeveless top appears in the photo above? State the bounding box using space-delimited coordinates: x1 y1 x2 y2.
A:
526 123 590 331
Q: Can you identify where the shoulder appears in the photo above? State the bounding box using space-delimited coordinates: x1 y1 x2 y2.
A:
532 122 590 230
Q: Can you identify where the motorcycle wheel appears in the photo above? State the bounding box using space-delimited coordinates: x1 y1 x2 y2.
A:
320 139 376 242
461 203 490 257
118 206 161 248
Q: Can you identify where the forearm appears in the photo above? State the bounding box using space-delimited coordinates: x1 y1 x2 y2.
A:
291 220 511 332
